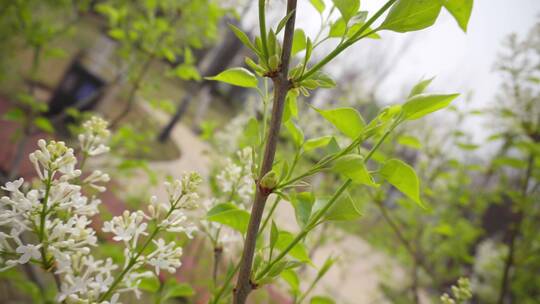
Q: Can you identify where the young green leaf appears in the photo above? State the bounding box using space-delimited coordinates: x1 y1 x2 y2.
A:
291 192 314 228
228 23 259 55
332 155 378 187
281 269 300 294
283 91 299 122
324 192 363 221
397 135 422 149
444 0 473 32
315 107 365 139
207 203 251 234
332 0 360 24
275 231 311 262
241 118 260 147
379 159 425 208
276 9 296 34
34 117 54 133
311 296 336 304
138 276 160 293
348 22 381 39
408 77 435 97
304 136 333 152
292 29 307 55
379 0 443 33
205 68 258 88
163 280 194 300
285 120 304 148
402 93 459 120
329 18 347 38
2 108 25 122
309 0 326 14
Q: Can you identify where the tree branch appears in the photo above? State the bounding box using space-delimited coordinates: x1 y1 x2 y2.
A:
233 1 297 303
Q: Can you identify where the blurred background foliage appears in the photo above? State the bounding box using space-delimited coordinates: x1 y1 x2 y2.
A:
0 0 538 303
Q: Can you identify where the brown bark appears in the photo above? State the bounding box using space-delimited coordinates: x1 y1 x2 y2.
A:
232 1 297 303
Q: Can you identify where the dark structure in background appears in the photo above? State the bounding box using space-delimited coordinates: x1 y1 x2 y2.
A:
47 54 106 116
157 18 248 142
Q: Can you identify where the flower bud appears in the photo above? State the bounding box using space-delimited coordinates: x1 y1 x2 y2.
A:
260 171 277 190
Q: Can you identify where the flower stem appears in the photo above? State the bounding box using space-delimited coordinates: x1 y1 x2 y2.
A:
98 226 161 302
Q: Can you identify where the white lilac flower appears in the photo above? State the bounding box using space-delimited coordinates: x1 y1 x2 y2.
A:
48 216 97 256
56 253 119 303
83 170 111 192
69 193 101 216
102 211 148 246
146 238 183 275
164 172 202 209
1 178 24 192
15 244 42 263
79 116 111 156
29 139 79 180
215 147 255 208
0 120 201 303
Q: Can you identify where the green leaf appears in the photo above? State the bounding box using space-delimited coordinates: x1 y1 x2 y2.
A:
408 77 435 97
317 256 336 279
207 203 250 234
2 108 25 122
281 269 300 294
229 24 259 55
172 64 201 81
315 107 365 139
292 29 307 55
494 156 527 169
332 0 360 24
397 135 422 149
266 260 290 278
444 0 473 32
402 93 459 120
329 18 347 37
163 279 194 300
380 159 425 208
205 67 258 88
139 276 160 293
311 72 336 88
276 9 296 34
304 136 333 152
324 192 363 221
456 142 479 150
379 0 443 33
348 22 381 39
275 231 310 262
309 0 326 14
311 295 336 304
241 118 260 147
332 154 377 187
283 91 299 122
33 117 54 133
108 28 125 40
291 192 314 228
285 121 304 148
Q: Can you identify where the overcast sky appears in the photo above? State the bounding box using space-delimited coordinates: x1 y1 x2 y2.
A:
291 0 540 107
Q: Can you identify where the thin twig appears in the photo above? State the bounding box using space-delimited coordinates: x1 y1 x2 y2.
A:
497 153 535 304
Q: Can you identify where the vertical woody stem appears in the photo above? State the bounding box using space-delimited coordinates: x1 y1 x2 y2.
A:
233 1 297 303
